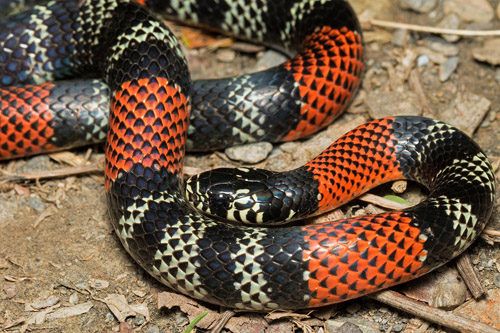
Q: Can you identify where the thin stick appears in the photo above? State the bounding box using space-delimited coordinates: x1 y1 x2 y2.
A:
358 193 409 210
368 19 500 36
0 164 102 182
368 290 499 333
455 253 485 299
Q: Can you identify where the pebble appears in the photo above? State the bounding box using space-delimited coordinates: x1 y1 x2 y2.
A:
3 283 18 299
438 13 461 42
366 91 423 119
430 281 467 310
325 318 380 333
399 0 437 13
27 195 46 212
494 273 500 288
439 56 459 81
391 29 409 47
215 49 236 63
495 68 500 84
423 36 459 56
417 55 430 67
393 324 404 332
443 0 494 23
335 322 363 333
350 0 396 20
145 328 160 333
224 142 273 164
439 92 491 136
69 292 79 305
346 302 361 314
134 314 146 326
15 155 51 173
254 49 288 71
472 38 500 65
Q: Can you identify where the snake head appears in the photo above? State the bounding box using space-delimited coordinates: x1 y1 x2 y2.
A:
185 167 279 224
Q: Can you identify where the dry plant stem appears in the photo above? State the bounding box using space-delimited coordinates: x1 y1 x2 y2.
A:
456 253 486 299
210 310 235 333
484 228 500 237
367 19 500 36
0 164 102 182
408 69 435 118
368 290 500 333
359 193 409 210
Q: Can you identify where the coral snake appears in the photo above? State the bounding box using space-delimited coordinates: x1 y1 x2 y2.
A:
0 0 495 310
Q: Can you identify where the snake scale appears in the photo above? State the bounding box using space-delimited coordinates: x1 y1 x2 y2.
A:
0 0 496 310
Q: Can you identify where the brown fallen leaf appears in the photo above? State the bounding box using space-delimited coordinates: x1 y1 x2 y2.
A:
46 302 94 320
101 294 149 323
157 292 219 330
27 296 60 310
226 313 268 332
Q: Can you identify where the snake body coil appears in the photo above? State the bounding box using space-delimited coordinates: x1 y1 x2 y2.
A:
0 0 496 310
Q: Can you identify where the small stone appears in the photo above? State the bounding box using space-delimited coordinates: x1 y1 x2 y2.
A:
393 324 404 332
174 311 189 327
134 314 146 326
443 0 494 23
391 29 409 47
69 292 79 305
145 328 160 333
366 91 423 119
254 49 288 71
75 282 88 289
417 55 430 67
438 13 461 42
27 195 46 212
224 142 273 164
439 92 491 136
105 312 115 321
495 68 500 84
494 274 500 288
346 302 361 314
15 155 51 173
89 279 109 289
431 281 467 309
423 36 459 56
3 283 18 299
337 322 363 333
325 317 379 333
473 38 500 65
215 49 236 63
439 56 459 81
399 0 437 13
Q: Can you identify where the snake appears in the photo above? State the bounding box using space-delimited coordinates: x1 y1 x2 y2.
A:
0 0 496 311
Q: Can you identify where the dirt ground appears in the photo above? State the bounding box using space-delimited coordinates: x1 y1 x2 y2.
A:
1 1 500 332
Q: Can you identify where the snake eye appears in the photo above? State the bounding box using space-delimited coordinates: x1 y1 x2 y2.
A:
209 192 232 211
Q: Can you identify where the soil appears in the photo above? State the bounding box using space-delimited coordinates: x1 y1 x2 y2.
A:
1 1 500 332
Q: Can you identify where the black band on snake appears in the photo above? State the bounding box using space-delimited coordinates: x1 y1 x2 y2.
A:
0 0 495 311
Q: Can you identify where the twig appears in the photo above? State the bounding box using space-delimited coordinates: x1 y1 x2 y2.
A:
358 193 409 210
368 290 500 333
0 164 102 182
210 310 235 333
367 19 500 36
455 253 485 299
